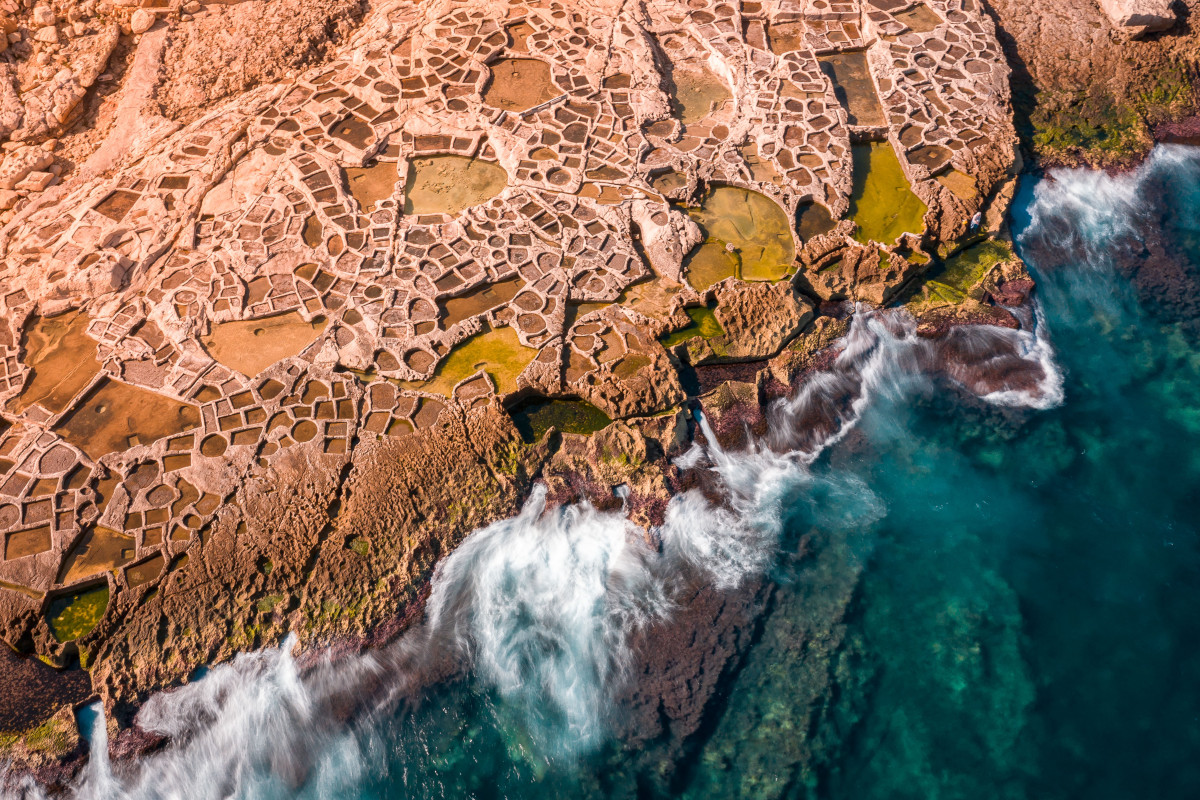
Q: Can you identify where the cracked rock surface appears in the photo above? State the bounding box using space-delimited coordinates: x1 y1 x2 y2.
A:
0 0 1062 768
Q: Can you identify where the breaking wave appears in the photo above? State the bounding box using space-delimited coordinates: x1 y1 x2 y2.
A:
2 304 1061 799
1015 143 1200 284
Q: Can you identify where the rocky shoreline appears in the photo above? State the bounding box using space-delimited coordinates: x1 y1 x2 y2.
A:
986 0 1200 170
0 0 1192 787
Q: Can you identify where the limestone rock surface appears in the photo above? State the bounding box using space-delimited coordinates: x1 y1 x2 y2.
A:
0 0 1059 772
1097 0 1176 35
987 0 1199 163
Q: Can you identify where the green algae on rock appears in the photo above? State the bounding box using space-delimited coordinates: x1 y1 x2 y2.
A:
509 397 612 444
850 142 928 246
660 306 725 348
905 238 1017 308
939 239 1014 294
46 586 109 643
682 186 795 289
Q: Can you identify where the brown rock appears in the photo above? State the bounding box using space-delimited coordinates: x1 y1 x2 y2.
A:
987 0 1200 165
697 280 815 362
0 0 1043 771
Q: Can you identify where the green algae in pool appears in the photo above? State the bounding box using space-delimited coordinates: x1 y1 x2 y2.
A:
660 306 724 348
850 142 928 245
683 241 739 292
408 325 535 397
682 185 795 289
510 398 612 444
46 586 109 642
403 156 508 216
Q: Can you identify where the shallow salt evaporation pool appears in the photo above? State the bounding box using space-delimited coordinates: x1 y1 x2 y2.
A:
681 185 795 290
14 148 1200 800
849 141 928 244
402 155 508 216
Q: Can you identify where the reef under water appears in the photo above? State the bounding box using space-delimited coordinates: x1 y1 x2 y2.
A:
5 146 1200 800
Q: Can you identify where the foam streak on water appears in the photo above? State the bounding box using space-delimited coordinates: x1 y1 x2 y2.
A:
2 305 1060 800
1018 144 1200 273
419 485 668 752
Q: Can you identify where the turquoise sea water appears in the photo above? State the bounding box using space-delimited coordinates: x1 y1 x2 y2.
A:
11 146 1200 800
822 146 1200 800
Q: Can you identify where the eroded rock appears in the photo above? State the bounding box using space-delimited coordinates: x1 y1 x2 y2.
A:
0 0 1053 772
1097 0 1177 36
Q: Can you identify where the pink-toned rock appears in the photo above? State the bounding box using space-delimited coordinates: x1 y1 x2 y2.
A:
1097 0 1176 35
13 170 54 192
155 0 367 119
630 200 701 283
130 9 155 35
0 147 53 190
31 4 54 27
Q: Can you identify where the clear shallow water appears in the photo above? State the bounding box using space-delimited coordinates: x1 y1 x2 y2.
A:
825 144 1200 799
7 146 1200 799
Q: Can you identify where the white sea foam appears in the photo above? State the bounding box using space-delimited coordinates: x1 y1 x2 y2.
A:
1020 143 1200 271
977 302 1064 410
3 296 1064 800
419 484 667 752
